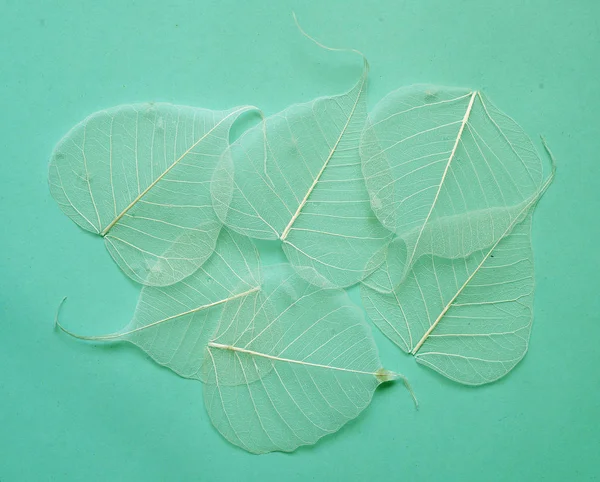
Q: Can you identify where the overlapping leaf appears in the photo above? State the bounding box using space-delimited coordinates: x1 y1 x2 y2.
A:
202 263 404 454
362 168 554 384
361 86 545 288
57 228 261 378
212 61 391 289
49 103 256 286
57 237 409 454
50 36 556 453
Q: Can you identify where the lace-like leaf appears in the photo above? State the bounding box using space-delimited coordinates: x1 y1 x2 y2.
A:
212 62 391 289
56 229 261 379
361 86 544 288
202 263 402 454
49 103 256 286
362 169 554 385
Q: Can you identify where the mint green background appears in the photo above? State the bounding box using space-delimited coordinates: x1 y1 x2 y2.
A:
1 1 598 480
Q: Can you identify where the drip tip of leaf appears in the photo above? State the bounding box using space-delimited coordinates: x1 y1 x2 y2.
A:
54 296 68 330
53 296 119 343
540 135 558 175
292 11 368 69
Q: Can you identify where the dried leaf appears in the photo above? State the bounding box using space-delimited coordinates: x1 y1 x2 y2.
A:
49 103 256 286
362 86 545 288
362 167 554 384
203 263 409 453
213 57 391 289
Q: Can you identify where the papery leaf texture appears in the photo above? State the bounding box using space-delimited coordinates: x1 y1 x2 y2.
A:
361 85 545 288
56 228 261 379
49 31 557 453
202 263 405 454
361 165 555 385
212 59 391 289
56 238 410 454
49 103 256 286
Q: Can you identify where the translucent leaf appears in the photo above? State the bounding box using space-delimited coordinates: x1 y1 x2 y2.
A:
57 246 412 454
56 228 261 379
212 61 391 289
202 263 407 454
361 169 554 385
49 103 256 286
361 86 545 287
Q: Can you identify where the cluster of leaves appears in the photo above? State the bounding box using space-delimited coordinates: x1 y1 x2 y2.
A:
49 29 553 454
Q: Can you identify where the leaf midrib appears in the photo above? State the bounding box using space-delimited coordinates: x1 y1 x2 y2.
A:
208 341 382 377
280 65 367 241
403 91 477 268
100 106 252 236
411 171 555 355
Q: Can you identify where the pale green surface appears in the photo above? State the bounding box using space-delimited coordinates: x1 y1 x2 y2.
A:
1 1 598 480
